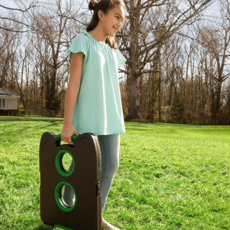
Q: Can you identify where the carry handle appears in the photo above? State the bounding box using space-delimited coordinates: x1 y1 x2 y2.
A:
54 133 78 144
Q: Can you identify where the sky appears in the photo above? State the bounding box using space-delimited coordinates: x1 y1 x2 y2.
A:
0 0 221 18
0 0 223 32
1 0 227 83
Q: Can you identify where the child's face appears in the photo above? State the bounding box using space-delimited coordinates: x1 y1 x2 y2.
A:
101 6 125 37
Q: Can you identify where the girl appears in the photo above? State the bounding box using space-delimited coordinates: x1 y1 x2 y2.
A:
61 0 126 229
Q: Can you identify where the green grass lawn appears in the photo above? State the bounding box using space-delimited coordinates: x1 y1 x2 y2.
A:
0 115 229 230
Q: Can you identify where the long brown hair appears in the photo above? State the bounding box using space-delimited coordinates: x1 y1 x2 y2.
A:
87 0 126 49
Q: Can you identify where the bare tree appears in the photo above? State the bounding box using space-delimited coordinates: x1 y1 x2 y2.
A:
193 0 230 124
27 0 88 111
119 0 214 121
0 0 38 32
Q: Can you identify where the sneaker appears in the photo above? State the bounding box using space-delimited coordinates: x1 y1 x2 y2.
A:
101 219 121 230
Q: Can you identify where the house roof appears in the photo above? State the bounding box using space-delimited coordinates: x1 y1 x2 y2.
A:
0 88 20 97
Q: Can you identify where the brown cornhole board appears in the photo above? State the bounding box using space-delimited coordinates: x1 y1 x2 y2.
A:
39 132 101 230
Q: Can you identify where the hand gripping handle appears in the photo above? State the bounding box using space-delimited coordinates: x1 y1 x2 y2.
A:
54 133 78 143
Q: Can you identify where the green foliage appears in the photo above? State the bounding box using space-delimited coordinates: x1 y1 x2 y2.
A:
170 93 184 123
45 91 61 112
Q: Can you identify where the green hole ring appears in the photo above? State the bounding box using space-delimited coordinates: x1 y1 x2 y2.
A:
54 224 74 230
55 150 75 177
55 182 77 212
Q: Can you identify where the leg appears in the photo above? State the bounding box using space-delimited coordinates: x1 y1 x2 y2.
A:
97 134 120 213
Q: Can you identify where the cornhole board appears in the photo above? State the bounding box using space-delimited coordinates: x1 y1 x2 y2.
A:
39 132 101 230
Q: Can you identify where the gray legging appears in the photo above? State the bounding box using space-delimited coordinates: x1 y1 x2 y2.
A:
63 134 120 213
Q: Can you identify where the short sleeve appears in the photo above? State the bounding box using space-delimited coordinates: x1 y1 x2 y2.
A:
67 34 88 64
116 49 126 68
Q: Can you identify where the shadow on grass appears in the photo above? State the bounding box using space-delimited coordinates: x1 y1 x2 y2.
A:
32 223 53 230
1 124 62 137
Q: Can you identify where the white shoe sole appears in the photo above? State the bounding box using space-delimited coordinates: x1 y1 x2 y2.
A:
101 220 121 230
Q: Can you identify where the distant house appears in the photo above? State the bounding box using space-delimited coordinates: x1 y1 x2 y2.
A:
0 88 20 116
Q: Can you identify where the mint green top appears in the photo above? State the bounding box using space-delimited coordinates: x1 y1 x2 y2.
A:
67 30 126 135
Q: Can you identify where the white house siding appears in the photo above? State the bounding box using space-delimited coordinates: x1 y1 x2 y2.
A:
7 98 17 109
0 98 7 109
0 88 20 110
0 98 18 109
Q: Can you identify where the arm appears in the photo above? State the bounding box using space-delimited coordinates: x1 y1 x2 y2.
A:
61 52 85 143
